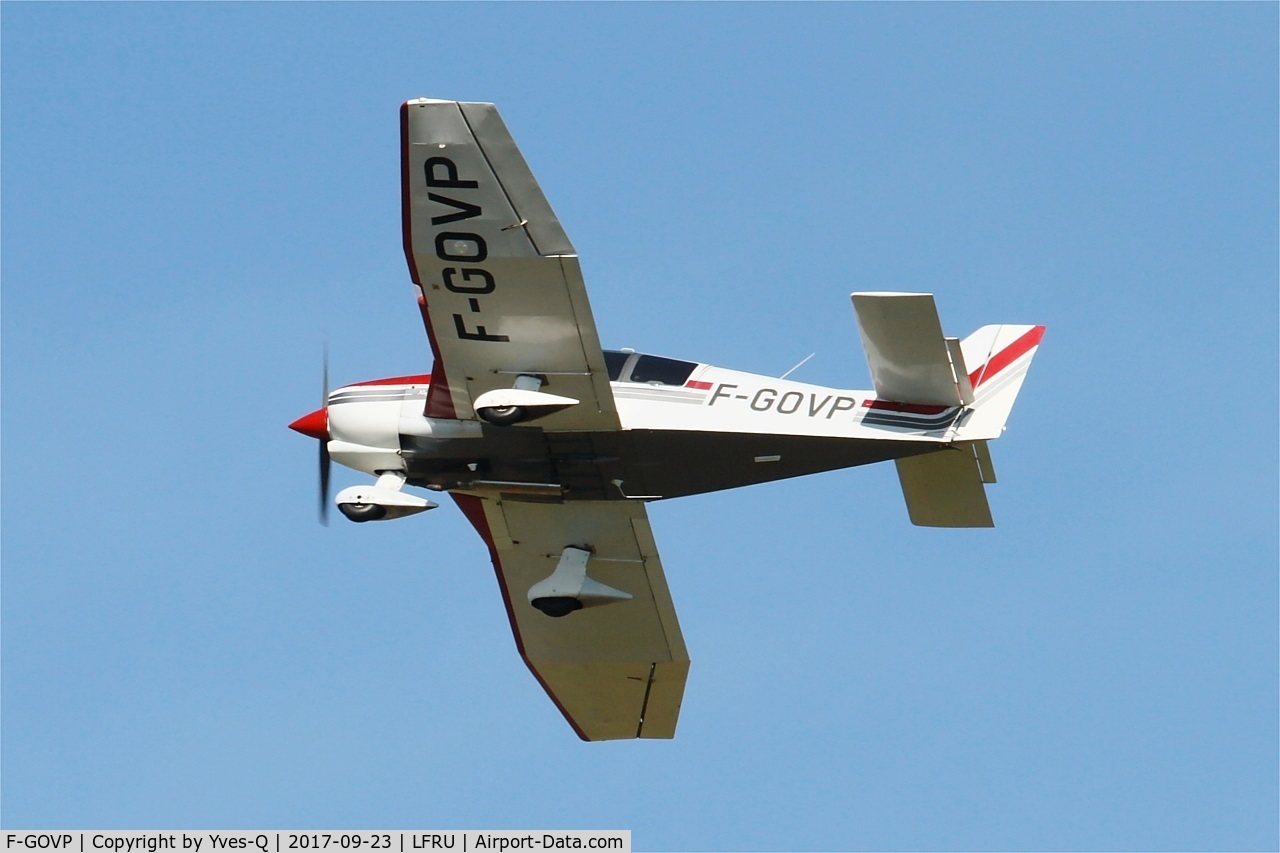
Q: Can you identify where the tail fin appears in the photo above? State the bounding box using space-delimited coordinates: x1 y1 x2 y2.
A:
849 295 1039 527
895 323 1043 527
894 323 1043 528
850 293 1045 527
954 324 1046 441
849 294 1045 436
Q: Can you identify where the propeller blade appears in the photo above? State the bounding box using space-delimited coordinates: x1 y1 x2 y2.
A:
319 340 331 526
319 440 331 526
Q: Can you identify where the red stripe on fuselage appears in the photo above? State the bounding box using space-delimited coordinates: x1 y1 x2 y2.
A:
970 326 1046 389
348 374 433 387
862 399 950 415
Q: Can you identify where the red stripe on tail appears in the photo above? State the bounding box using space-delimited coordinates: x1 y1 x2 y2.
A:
970 326 1046 389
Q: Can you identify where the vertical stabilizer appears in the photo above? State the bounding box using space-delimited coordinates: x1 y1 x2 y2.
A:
896 325 1043 526
850 295 1044 527
955 325 1046 441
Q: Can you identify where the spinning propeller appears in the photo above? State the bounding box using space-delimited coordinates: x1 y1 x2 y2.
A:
288 343 333 525
318 346 331 525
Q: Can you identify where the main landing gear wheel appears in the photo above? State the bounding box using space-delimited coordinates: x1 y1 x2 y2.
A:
478 405 526 426
531 596 584 618
338 503 388 523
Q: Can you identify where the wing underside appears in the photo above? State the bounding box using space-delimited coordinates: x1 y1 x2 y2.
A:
401 99 618 431
453 493 690 740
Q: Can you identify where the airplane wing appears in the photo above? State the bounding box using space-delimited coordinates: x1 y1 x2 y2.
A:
401 99 619 430
453 493 690 741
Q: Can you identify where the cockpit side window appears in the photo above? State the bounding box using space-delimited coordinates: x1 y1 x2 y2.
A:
629 355 697 386
603 350 631 382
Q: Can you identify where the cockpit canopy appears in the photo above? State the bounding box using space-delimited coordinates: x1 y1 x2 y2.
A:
604 350 699 386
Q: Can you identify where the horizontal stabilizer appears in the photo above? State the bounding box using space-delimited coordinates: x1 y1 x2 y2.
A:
895 444 995 528
851 292 968 406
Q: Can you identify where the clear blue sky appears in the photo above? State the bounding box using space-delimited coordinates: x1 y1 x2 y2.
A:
3 3 1276 850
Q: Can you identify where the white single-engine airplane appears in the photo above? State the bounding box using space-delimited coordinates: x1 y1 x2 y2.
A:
290 99 1045 741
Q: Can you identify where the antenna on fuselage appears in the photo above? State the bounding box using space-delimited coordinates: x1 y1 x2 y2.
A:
779 353 816 380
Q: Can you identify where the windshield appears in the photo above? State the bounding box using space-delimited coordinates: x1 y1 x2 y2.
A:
603 350 698 385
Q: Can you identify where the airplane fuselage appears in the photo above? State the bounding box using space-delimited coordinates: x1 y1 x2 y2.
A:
308 351 965 504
